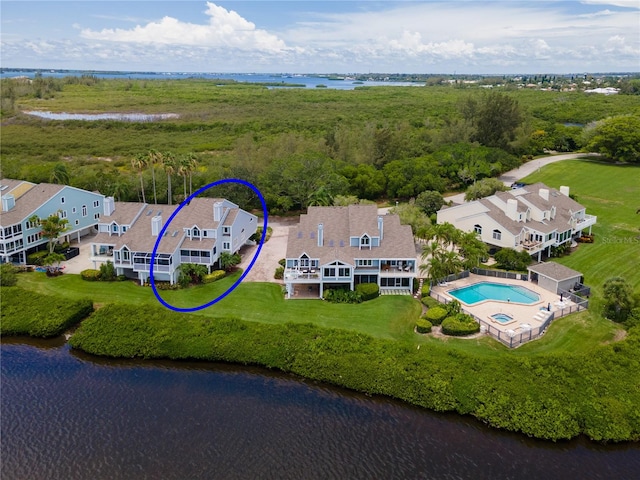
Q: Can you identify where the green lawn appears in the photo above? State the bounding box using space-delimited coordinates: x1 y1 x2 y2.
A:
521 160 640 300
16 272 420 340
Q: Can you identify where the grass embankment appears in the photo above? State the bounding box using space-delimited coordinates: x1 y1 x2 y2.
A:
0 286 93 337
70 303 640 442
521 160 640 304
16 272 420 340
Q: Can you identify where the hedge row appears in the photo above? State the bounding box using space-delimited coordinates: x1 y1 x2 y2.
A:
0 286 93 338
69 303 640 442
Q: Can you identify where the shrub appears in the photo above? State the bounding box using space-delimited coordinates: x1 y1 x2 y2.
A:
155 281 178 290
421 296 440 309
116 275 127 282
250 226 272 243
413 278 419 294
27 251 49 266
424 306 448 325
274 266 284 280
355 283 379 301
99 260 116 281
1 287 93 337
416 318 432 334
494 248 532 271
421 283 430 298
0 263 17 287
441 314 480 336
80 269 101 281
323 288 362 304
203 270 226 284
278 258 286 267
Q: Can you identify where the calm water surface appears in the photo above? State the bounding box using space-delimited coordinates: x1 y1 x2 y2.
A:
1 339 638 480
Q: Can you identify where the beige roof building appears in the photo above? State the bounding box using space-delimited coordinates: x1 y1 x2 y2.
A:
284 205 417 298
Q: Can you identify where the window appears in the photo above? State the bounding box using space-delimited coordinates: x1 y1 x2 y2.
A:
72 207 77 214
360 235 370 247
60 197 65 204
223 242 230 250
75 220 79 226
82 205 88 217
357 259 373 267
223 226 230 235
193 227 200 237
26 219 38 229
474 224 482 235
59 210 67 219
492 229 502 241
93 200 100 208
338 267 350 277
324 268 336 277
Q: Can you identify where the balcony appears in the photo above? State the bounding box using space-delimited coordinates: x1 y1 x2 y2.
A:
133 263 171 273
575 214 597 231
180 255 212 264
284 268 320 282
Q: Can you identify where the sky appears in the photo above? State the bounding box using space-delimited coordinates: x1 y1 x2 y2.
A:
1 1 639 74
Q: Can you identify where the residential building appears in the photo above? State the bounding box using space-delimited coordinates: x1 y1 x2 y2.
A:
437 183 596 261
90 196 257 284
0 179 104 264
284 205 417 298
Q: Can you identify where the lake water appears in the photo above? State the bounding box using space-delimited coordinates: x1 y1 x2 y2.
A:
1 339 638 480
1 69 421 90
23 111 180 122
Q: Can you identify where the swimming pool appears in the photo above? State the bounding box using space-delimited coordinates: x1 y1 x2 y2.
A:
448 282 540 305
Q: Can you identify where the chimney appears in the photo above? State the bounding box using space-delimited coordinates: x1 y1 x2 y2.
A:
213 202 223 222
151 215 162 236
318 223 323 247
378 216 384 240
506 199 518 221
539 188 549 201
1 194 15 212
103 197 115 216
560 186 570 197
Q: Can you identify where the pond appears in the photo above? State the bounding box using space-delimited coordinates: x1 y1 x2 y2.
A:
23 111 179 121
1 339 638 479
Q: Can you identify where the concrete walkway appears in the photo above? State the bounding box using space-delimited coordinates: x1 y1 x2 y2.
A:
444 152 600 205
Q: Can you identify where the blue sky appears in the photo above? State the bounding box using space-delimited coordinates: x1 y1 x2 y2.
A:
2 1 639 73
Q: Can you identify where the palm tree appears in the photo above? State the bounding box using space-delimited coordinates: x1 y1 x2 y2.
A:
131 154 147 203
185 152 198 196
111 179 128 202
49 163 70 185
178 155 190 200
147 149 162 204
457 231 488 269
163 151 176 205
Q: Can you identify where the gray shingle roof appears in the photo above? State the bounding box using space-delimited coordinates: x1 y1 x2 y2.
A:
527 262 582 281
0 183 64 225
286 205 415 266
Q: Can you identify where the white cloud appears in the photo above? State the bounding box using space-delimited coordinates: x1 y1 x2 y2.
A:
581 0 640 8
80 2 286 52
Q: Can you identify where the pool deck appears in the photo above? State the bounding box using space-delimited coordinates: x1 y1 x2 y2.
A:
432 274 570 335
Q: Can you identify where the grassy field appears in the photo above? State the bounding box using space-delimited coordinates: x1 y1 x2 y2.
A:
521 160 640 301
16 272 420 341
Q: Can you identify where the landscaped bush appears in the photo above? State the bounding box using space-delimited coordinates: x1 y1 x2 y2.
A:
421 296 440 309
494 248 532 271
424 306 448 325
278 258 286 267
250 226 272 243
421 283 430 298
99 260 116 281
274 266 284 280
27 251 49 266
203 270 226 284
0 263 17 286
116 275 127 281
1 286 93 337
154 281 179 290
416 318 432 334
81 269 101 281
441 314 480 336
323 288 362 304
355 282 379 301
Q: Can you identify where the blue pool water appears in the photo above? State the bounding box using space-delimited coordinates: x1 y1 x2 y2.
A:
491 313 514 324
449 282 539 305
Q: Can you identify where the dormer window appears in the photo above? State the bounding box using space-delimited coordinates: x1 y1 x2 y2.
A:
360 234 370 248
193 227 200 238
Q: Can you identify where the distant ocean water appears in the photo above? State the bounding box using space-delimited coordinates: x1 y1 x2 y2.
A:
0 69 421 90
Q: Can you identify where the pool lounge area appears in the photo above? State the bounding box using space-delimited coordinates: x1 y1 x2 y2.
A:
431 274 565 341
